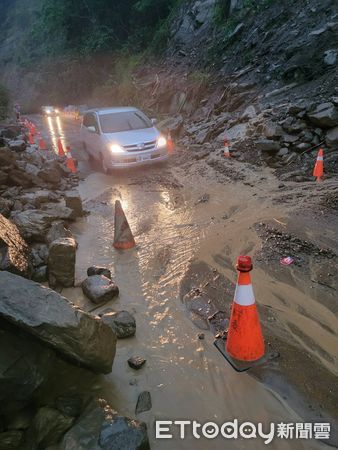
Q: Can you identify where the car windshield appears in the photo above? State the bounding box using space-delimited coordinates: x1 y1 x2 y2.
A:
99 111 152 133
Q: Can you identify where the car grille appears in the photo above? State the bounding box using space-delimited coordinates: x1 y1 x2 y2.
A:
123 140 156 152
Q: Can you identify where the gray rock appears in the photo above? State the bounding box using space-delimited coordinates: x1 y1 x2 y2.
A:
0 320 55 414
255 139 280 153
55 396 83 418
128 356 146 370
11 209 56 242
26 407 74 449
20 189 57 208
307 103 338 128
324 49 337 66
277 148 289 156
0 272 116 374
42 202 73 220
8 140 26 152
241 105 256 120
87 266 111 279
101 311 136 339
38 161 63 184
0 198 13 217
0 214 31 276
264 122 283 138
46 221 73 246
65 190 83 219
60 399 150 450
135 391 152 415
282 134 298 144
0 431 24 449
82 275 119 304
216 123 248 142
32 265 48 282
326 126 338 147
157 115 184 136
48 238 76 288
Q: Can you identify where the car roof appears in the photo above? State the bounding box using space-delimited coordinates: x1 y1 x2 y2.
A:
85 107 139 115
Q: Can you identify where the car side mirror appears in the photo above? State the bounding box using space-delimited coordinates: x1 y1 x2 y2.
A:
151 118 157 125
87 126 96 133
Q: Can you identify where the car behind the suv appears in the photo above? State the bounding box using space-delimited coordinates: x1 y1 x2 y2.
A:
80 107 168 172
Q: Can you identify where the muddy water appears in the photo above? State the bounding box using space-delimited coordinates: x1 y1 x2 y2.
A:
62 168 328 450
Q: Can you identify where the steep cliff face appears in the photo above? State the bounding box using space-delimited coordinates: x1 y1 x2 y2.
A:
169 0 338 96
1 0 337 110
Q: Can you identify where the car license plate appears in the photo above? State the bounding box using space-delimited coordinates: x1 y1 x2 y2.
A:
138 154 151 162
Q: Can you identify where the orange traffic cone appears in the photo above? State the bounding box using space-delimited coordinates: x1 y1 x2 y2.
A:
65 151 77 173
167 131 174 154
28 133 35 145
224 139 230 157
38 133 47 150
57 138 65 157
113 200 135 250
313 148 324 182
30 124 37 136
226 256 265 362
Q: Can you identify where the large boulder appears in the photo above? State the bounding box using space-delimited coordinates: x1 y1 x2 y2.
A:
25 407 74 449
11 205 73 242
82 276 119 304
10 209 56 242
48 238 76 288
0 320 55 414
0 272 117 374
0 214 31 276
307 103 338 128
60 399 150 450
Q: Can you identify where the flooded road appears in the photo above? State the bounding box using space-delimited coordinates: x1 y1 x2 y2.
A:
30 114 336 449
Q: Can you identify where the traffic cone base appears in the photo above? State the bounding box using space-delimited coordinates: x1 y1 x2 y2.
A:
113 200 135 250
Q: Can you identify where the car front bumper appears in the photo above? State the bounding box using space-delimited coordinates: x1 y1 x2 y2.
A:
107 150 169 169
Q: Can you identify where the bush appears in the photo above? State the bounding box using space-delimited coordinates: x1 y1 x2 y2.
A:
0 84 9 120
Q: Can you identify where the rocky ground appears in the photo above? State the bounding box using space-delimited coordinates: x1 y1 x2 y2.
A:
0 122 150 449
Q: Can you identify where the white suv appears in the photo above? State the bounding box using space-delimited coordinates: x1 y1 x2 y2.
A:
80 107 168 172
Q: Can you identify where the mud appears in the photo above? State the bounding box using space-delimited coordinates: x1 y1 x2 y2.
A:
30 114 337 449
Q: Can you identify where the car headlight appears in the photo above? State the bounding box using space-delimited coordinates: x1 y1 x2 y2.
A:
157 136 167 148
110 144 124 154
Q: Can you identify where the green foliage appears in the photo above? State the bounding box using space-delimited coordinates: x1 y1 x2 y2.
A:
0 85 9 120
213 0 231 25
32 0 182 57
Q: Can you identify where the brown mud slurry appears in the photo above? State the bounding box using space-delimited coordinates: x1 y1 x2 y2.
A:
35 115 337 448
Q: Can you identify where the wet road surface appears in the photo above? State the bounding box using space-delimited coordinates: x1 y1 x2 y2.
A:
28 114 334 449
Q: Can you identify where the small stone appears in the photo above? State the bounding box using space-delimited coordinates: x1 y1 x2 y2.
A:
128 356 146 370
87 265 111 279
135 391 152 414
82 275 119 304
198 333 205 340
101 311 136 338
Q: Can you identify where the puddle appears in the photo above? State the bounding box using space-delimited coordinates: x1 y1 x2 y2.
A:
63 170 329 450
